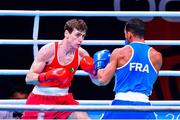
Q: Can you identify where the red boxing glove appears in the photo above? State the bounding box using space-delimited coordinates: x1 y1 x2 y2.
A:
80 56 96 75
38 68 69 84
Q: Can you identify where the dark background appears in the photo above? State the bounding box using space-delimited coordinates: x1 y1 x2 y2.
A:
0 0 179 100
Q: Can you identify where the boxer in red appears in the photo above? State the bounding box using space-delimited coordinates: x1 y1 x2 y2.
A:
21 19 97 119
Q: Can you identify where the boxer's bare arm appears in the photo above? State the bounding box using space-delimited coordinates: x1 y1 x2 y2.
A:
26 43 54 84
97 49 118 86
149 48 162 71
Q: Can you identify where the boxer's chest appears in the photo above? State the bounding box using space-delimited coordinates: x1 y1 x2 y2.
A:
58 53 74 66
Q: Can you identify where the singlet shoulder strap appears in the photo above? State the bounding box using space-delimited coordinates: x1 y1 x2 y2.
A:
72 48 78 65
52 41 59 64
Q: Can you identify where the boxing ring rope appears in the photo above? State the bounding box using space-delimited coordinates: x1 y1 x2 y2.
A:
0 10 180 17
0 104 179 112
1 39 180 46
0 10 179 117
0 100 180 106
0 69 180 76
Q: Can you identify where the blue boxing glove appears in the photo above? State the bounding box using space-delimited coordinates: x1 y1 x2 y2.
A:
93 49 110 71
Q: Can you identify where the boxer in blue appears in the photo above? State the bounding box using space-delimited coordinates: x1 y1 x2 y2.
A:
93 18 163 119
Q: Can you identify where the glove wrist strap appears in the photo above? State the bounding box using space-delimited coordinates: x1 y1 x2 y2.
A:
38 73 46 83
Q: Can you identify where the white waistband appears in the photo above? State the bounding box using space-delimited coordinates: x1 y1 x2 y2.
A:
32 86 69 96
115 91 149 102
